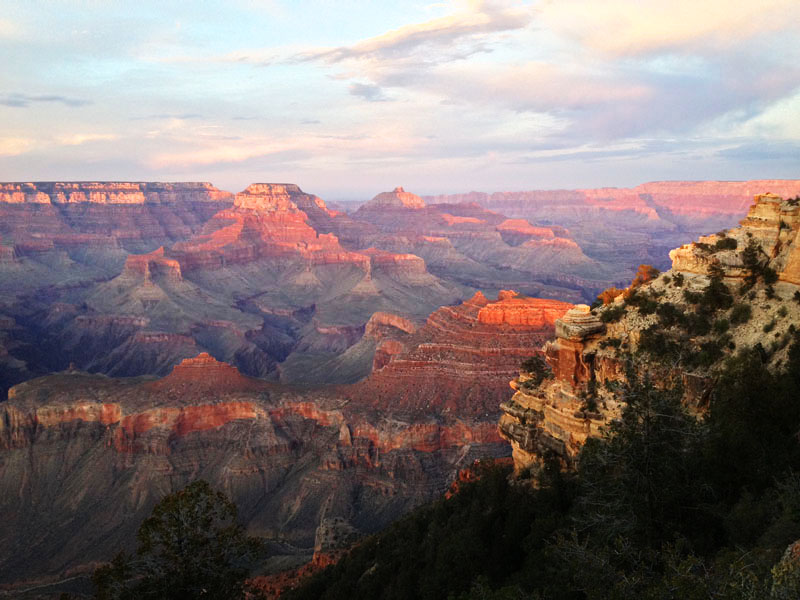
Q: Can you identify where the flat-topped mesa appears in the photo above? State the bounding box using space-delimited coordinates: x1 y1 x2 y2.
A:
477 291 572 327
359 186 426 211
122 247 182 281
234 183 306 213
0 182 232 204
668 193 800 282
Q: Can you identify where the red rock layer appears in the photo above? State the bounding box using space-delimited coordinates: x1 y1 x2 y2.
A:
428 180 800 222
0 182 231 204
345 291 572 416
0 182 233 253
477 290 572 326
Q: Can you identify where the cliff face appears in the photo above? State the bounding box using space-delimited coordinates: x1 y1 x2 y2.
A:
345 291 572 417
500 193 800 474
346 188 610 303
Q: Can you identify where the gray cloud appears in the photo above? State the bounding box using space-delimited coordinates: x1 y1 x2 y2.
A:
348 83 389 102
0 93 91 108
717 140 800 161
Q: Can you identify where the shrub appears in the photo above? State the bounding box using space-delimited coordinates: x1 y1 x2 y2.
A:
778 306 788 318
600 305 626 323
599 337 622 349
595 286 625 306
730 303 752 325
630 264 660 289
657 302 687 328
686 312 712 336
714 237 738 251
672 273 685 287
638 325 682 360
764 320 777 333
683 290 702 304
713 318 730 335
520 354 553 386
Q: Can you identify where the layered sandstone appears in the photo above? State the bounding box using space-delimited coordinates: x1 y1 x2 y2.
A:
0 182 232 205
346 291 572 416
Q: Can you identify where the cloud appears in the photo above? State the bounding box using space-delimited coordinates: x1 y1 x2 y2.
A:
716 140 800 161
0 137 34 157
134 113 204 120
295 0 533 64
0 94 91 108
349 83 389 102
539 0 800 56
56 133 118 146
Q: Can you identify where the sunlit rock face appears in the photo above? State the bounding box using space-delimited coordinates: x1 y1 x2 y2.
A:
0 182 233 260
500 192 800 475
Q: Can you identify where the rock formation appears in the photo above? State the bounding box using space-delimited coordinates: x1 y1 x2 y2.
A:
500 192 800 475
427 180 800 276
358 186 426 210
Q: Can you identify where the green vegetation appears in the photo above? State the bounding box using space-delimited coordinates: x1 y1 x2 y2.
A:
599 304 625 323
730 303 752 325
714 237 738 251
94 481 263 600
520 355 553 388
288 339 800 599
672 272 685 287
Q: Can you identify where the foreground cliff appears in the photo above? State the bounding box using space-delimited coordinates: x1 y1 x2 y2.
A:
500 192 800 473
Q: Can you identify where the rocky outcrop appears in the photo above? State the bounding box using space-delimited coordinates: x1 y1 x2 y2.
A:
668 193 800 281
477 290 571 327
122 247 183 281
500 192 800 475
358 186 426 211
346 291 572 417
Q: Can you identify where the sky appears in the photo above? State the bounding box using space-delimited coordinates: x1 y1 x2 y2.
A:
0 0 798 199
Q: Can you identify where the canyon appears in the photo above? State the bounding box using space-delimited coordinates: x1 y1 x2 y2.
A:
2 179 800 593
0 292 569 587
